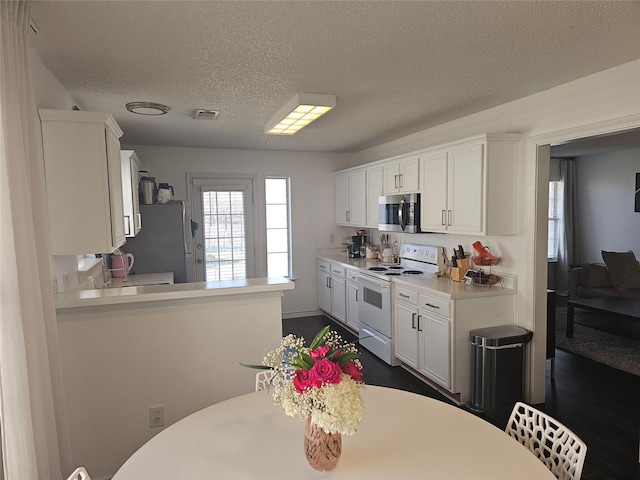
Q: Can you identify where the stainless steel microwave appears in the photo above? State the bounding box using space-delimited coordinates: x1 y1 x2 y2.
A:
378 193 420 233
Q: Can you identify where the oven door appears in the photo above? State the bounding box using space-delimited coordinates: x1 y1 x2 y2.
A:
357 273 391 337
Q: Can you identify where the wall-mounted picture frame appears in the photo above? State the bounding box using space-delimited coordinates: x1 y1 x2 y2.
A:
636 173 640 212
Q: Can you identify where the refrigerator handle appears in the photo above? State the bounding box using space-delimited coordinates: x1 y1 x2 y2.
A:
181 201 191 255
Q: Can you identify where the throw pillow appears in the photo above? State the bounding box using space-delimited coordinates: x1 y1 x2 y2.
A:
580 263 612 288
601 250 640 290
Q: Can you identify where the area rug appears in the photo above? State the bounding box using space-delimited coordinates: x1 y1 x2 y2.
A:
554 307 640 376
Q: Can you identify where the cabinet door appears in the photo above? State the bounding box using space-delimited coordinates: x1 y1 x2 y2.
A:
121 150 142 237
318 270 332 313
349 170 367 226
395 301 419 368
382 162 400 194
448 143 484 234
346 281 359 331
106 130 126 248
420 151 448 232
419 314 451 389
399 156 420 192
366 165 383 228
335 172 350 224
331 275 346 323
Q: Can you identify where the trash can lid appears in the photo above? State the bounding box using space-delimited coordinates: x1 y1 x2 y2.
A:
469 325 533 346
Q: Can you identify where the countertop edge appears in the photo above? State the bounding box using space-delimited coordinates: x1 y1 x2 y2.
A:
55 277 295 310
319 255 516 299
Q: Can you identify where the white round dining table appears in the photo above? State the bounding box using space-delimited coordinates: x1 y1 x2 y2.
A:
112 386 554 479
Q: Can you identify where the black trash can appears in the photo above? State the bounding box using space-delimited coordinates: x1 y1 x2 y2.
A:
467 325 533 413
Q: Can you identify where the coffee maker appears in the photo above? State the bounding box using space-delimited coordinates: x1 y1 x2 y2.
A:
348 234 367 258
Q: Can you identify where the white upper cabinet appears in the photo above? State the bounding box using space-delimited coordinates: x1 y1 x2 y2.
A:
336 169 366 226
420 133 521 236
39 109 125 254
365 165 383 228
121 150 142 237
382 155 419 194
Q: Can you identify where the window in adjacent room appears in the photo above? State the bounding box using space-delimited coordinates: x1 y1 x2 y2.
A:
548 180 561 260
265 177 291 277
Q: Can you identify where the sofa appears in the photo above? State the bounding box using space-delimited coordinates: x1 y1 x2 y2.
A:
569 250 640 300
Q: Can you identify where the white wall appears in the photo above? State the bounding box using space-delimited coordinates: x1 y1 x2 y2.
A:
353 59 640 403
126 145 354 316
576 147 640 263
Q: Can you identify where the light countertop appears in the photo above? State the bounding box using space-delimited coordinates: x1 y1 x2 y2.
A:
318 254 515 300
55 276 295 310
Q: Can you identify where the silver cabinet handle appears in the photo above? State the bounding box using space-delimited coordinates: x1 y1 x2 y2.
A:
441 210 446 226
411 312 416 329
123 215 131 236
417 314 423 332
395 174 399 188
425 303 440 309
399 293 410 299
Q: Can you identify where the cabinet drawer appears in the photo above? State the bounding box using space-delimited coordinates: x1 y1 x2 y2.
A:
395 285 419 305
346 269 359 283
419 294 451 318
318 261 331 273
330 265 346 278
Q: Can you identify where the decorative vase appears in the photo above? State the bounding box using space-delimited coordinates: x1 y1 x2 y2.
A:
304 415 342 471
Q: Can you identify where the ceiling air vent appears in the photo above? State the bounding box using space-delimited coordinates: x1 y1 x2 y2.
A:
193 109 220 120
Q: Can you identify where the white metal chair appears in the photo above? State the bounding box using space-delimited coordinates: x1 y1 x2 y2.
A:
255 370 273 391
67 466 91 480
505 402 587 480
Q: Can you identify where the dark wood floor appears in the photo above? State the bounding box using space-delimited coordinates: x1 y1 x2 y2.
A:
284 315 640 480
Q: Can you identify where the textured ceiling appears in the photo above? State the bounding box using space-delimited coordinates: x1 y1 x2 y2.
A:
29 1 640 153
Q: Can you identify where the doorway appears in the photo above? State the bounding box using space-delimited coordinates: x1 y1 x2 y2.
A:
189 175 257 282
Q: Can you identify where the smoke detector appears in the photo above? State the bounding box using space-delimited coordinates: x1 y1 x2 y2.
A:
193 109 220 120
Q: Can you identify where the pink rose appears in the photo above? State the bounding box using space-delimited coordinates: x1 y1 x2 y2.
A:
341 361 362 382
309 345 330 360
293 369 320 393
309 358 342 385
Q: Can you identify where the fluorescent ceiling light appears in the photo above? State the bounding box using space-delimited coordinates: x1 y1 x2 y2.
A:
126 102 170 115
265 93 336 135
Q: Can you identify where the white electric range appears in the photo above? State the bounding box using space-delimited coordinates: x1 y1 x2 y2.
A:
358 243 444 365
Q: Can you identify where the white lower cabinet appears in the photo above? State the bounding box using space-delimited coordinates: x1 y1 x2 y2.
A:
346 268 359 332
419 310 452 389
394 285 420 369
318 262 332 313
331 264 347 323
318 260 346 323
394 281 515 405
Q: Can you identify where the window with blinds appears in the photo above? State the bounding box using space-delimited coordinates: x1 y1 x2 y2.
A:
548 181 561 260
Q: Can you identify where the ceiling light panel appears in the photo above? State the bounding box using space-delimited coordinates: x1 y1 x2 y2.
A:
265 93 335 135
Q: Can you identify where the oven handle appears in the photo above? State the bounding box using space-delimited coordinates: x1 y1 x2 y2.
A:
358 273 391 287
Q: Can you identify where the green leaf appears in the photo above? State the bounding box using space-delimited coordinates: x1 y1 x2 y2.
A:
239 362 273 370
309 325 330 349
335 352 359 365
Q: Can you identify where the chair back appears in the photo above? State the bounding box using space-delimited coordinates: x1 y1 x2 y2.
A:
505 402 586 480
67 466 91 480
255 370 273 391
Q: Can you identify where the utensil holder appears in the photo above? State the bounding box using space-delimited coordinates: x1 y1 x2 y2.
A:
450 257 470 282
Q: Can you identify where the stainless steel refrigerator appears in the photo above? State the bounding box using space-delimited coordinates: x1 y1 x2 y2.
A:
121 201 194 283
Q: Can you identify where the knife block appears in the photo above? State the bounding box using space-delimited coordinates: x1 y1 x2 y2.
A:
450 257 470 282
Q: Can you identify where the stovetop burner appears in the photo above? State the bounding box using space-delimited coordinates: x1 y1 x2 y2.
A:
369 267 387 271
402 270 423 275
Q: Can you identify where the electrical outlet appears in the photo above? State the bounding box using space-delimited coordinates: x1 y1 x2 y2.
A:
149 405 164 428
63 274 70 291
329 234 334 243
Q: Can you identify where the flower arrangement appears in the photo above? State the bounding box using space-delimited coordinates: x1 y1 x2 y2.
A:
244 325 364 436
